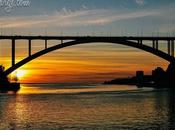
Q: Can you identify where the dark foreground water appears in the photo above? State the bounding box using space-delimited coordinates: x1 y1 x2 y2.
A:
0 84 175 130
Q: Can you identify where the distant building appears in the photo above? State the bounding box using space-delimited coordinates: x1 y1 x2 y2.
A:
136 71 144 80
152 67 165 77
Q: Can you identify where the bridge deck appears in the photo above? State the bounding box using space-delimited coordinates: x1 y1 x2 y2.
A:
0 36 175 41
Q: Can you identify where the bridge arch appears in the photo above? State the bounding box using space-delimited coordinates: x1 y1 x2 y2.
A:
4 39 175 76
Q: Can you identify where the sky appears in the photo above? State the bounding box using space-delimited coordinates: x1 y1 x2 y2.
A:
0 0 174 83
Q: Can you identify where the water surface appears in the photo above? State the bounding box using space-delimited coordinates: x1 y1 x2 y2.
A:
0 84 174 129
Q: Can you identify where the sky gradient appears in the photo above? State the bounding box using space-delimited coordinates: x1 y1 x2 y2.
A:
0 0 174 83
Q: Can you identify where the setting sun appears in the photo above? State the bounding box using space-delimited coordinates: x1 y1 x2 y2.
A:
16 70 27 78
11 69 28 81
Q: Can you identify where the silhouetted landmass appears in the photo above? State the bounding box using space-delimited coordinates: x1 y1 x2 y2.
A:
0 65 20 93
104 63 175 88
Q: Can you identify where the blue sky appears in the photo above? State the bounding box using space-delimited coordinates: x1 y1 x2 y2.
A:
0 0 175 36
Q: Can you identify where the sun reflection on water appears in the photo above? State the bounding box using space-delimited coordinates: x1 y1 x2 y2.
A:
18 84 139 94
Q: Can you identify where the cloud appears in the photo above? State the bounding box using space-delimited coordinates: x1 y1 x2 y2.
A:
0 7 158 28
135 0 145 6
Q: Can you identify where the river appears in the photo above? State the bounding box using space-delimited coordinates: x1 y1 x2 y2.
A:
0 84 174 129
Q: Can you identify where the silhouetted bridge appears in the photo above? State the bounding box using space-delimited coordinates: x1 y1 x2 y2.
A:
0 36 175 76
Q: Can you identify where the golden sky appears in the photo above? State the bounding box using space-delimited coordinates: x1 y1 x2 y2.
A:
1 42 168 83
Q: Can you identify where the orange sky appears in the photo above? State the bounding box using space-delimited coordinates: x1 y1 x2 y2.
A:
0 42 168 83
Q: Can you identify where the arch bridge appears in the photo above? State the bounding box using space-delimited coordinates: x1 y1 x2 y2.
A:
0 35 175 76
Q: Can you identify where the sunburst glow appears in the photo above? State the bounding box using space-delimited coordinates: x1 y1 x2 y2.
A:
11 69 28 81
16 70 27 78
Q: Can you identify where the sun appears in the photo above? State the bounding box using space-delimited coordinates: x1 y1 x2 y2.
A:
12 70 28 80
16 70 27 78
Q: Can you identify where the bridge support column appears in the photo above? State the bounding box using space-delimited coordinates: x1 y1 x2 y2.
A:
171 40 174 57
168 40 171 55
138 40 142 44
155 40 158 50
152 40 155 49
45 40 47 49
12 39 15 66
29 39 31 56
166 62 175 85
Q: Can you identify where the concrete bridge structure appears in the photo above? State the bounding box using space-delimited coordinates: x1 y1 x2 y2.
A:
0 35 174 76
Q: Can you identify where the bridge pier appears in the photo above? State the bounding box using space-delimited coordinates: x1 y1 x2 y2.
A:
155 40 158 50
168 40 171 55
45 40 47 49
152 40 155 49
12 39 15 66
29 39 31 56
138 40 142 44
166 62 175 82
171 40 174 57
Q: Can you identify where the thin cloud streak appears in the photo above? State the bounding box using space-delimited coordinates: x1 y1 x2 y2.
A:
135 0 145 6
0 7 159 28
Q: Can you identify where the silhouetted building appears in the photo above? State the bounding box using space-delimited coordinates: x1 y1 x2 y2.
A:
152 67 165 77
104 65 175 88
136 71 144 80
152 67 166 83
